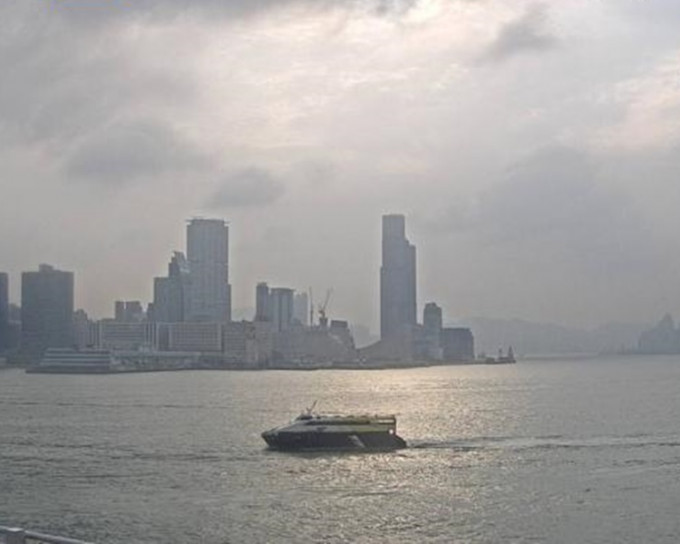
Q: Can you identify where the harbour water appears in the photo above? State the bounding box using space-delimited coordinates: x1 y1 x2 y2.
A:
2 356 680 543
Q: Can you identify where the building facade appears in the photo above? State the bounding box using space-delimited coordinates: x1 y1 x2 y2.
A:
114 300 145 322
293 292 309 326
153 251 190 323
98 321 156 351
255 282 270 322
423 302 443 360
270 287 294 332
0 272 8 350
423 303 443 337
186 218 231 322
380 214 417 339
21 264 74 358
167 322 222 352
440 327 475 362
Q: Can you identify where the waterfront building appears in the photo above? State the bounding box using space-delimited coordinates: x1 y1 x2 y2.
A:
423 302 443 360
255 282 270 322
73 309 98 349
423 303 442 337
114 300 145 322
252 320 274 366
153 251 190 323
440 327 475 362
223 321 256 365
98 321 156 351
114 301 124 321
167 322 222 352
186 218 232 322
293 292 309 326
380 214 417 339
271 323 358 367
637 314 680 354
0 272 8 350
21 264 74 358
270 287 294 332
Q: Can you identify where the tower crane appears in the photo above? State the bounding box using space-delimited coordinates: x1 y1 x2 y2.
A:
318 288 333 328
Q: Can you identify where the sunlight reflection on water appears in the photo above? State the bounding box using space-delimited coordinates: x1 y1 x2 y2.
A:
2 358 680 543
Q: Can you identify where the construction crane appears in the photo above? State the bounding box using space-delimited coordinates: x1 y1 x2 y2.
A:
318 288 333 328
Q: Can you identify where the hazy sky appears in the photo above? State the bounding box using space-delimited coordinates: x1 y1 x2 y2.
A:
3 0 680 330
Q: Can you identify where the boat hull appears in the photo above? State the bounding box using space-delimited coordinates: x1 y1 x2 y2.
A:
262 430 407 452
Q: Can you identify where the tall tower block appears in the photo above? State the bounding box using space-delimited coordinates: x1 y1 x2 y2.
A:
186 218 232 322
380 214 417 339
21 264 74 358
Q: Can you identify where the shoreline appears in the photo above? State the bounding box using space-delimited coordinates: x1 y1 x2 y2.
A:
17 358 514 375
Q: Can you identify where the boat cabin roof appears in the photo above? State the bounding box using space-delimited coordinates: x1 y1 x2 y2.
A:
295 413 397 425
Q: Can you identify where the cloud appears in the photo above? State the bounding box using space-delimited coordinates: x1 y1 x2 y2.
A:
65 121 209 185
593 54 680 152
480 3 556 63
479 147 600 244
207 168 286 208
44 0 425 25
0 5 196 148
431 146 656 272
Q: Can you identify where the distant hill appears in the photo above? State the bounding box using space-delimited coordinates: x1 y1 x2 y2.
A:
455 317 648 357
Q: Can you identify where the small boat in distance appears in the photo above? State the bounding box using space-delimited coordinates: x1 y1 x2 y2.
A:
479 346 517 364
262 403 407 452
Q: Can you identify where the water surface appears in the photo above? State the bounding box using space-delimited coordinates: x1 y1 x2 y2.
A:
2 357 680 543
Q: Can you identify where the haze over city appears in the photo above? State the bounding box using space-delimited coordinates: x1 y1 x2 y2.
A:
3 0 680 332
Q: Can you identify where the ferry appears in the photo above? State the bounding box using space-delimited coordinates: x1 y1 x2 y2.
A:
28 348 116 374
262 405 407 452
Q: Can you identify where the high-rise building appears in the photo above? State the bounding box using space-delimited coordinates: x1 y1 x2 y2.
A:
0 272 8 350
114 301 125 321
440 328 475 362
380 214 417 339
423 303 442 338
153 251 190 323
422 302 444 360
255 282 270 322
293 292 309 326
186 218 231 322
114 300 145 322
269 287 294 332
73 309 97 349
21 264 74 358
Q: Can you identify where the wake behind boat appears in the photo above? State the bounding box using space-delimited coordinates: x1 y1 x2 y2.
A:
262 406 407 452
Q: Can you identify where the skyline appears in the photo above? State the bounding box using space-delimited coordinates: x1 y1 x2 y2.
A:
3 1 680 330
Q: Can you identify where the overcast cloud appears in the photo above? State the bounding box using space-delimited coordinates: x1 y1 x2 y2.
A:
480 3 557 63
2 0 680 331
208 168 286 208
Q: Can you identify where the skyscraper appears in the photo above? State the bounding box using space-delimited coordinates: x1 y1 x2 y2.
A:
186 218 232 322
0 272 8 350
153 251 190 323
380 214 416 339
21 264 74 358
423 302 442 338
293 291 309 326
255 282 270 322
269 287 294 332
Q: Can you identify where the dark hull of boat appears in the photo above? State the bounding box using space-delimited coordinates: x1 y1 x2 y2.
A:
262 430 407 452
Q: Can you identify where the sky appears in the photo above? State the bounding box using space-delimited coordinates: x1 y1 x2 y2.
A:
2 0 680 331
